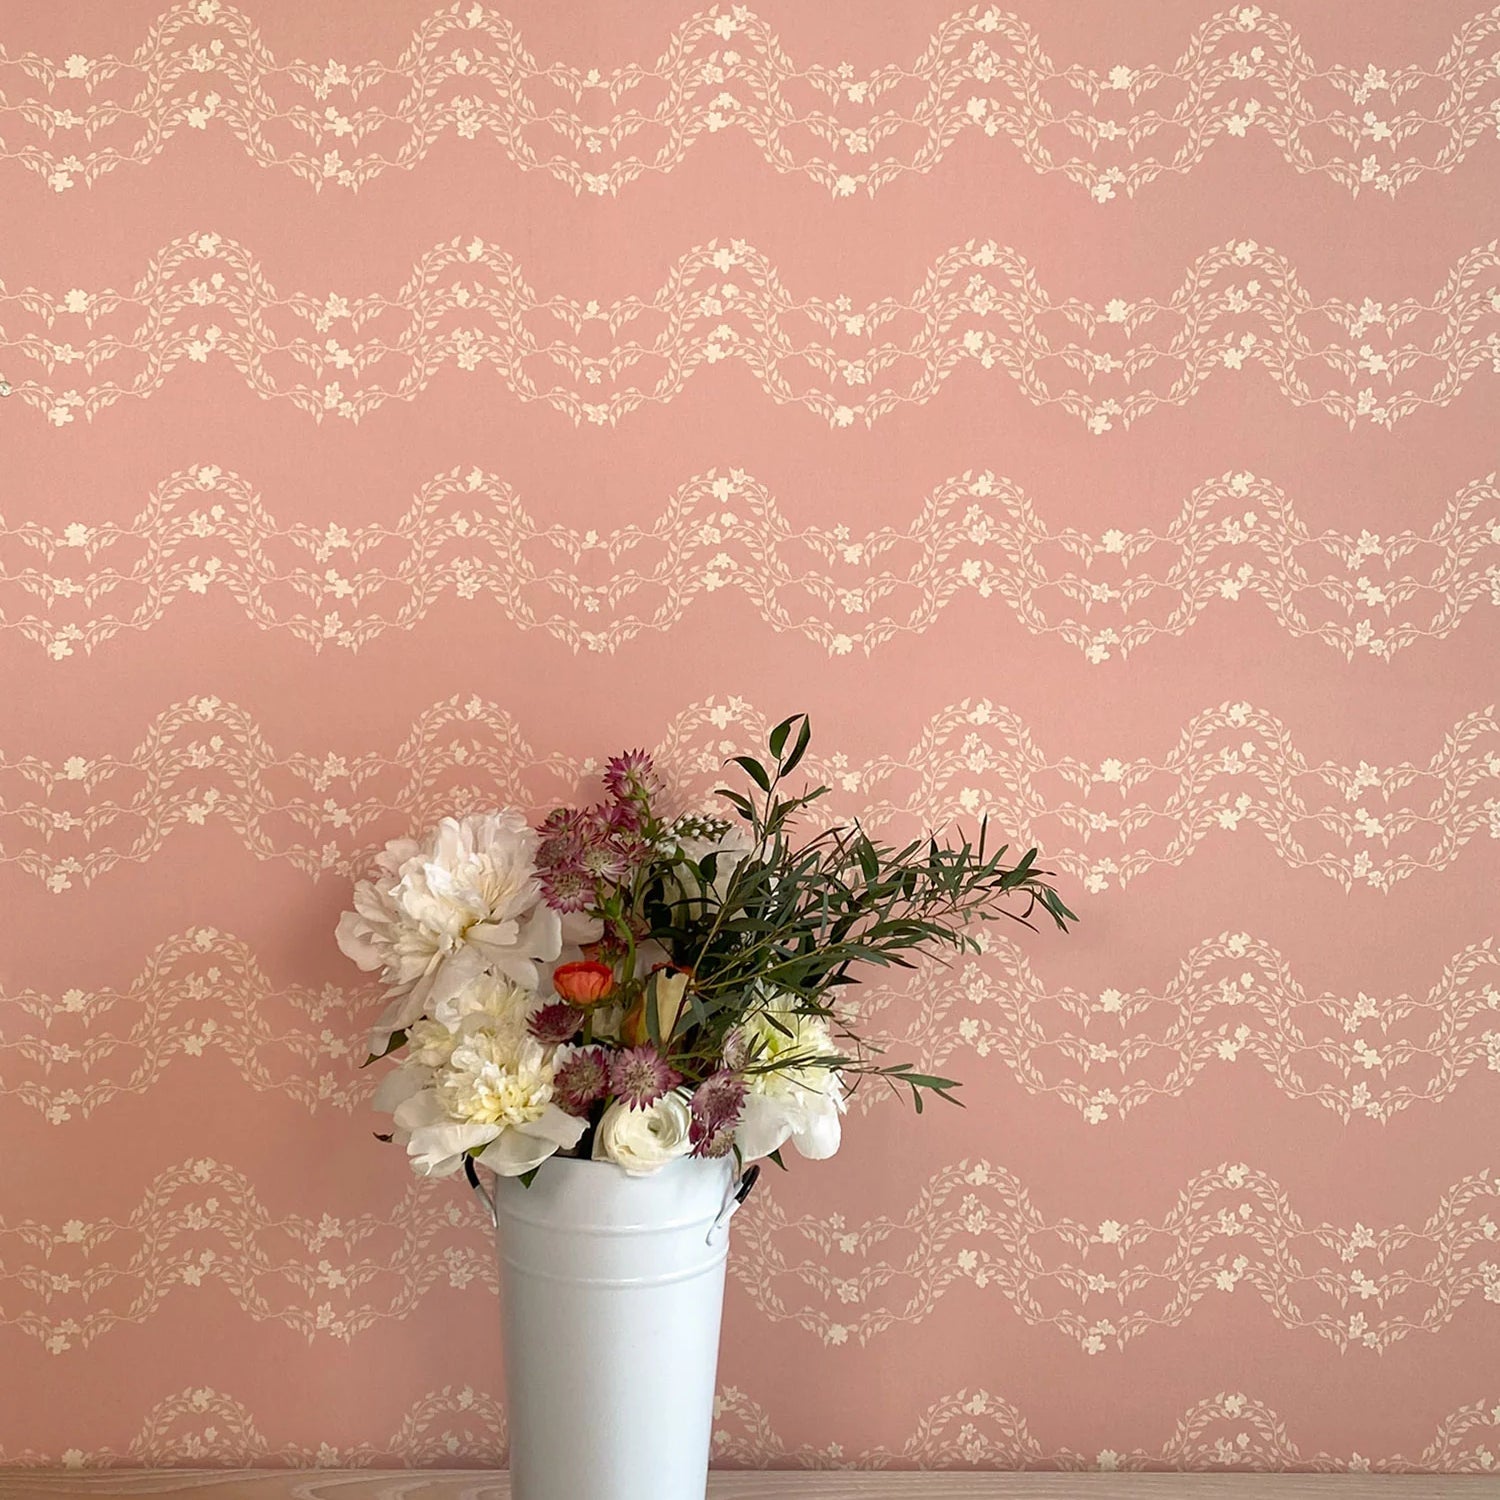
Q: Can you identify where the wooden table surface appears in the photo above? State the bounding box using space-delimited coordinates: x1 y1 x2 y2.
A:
1 1474 1496 1498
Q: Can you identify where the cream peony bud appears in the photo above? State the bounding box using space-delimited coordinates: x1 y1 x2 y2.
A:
592 1092 693 1175
650 968 691 1044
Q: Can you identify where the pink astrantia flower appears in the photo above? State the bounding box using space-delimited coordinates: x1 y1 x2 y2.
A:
536 811 585 869
602 749 663 806
528 1002 583 1045
609 1046 682 1109
536 800 650 911
554 1047 611 1116
537 863 592 913
689 1070 746 1157
601 799 641 836
578 831 632 884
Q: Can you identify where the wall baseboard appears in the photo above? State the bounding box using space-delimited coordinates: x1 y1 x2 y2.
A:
0 1472 1487 1499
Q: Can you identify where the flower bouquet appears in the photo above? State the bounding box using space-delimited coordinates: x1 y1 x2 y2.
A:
337 715 1073 1499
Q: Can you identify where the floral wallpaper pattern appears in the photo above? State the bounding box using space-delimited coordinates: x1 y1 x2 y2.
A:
2 0 1498 1472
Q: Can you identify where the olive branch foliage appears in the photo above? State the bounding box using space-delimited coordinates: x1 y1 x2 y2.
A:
641 713 1077 1115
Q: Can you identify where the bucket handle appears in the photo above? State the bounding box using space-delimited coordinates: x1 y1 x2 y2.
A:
464 1157 758 1241
708 1164 760 1244
465 1156 498 1227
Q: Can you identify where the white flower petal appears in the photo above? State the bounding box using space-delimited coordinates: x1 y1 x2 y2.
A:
560 911 605 946
392 1088 448 1131
791 1101 843 1159
734 1093 794 1162
367 983 435 1057
517 1104 587 1151
424 946 486 1015
335 909 383 971
406 1120 500 1176
475 1128 561 1177
372 1064 429 1115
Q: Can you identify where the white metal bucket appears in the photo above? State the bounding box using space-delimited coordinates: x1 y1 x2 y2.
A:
469 1154 751 1500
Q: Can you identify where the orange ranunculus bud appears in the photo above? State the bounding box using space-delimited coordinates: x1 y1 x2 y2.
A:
553 960 615 1007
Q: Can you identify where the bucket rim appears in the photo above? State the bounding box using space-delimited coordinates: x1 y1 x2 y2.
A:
506 1152 736 1182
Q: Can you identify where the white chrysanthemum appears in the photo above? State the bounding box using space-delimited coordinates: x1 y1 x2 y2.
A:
404 1018 460 1070
393 1031 583 1178
372 973 537 1145
336 811 563 1055
731 994 846 1162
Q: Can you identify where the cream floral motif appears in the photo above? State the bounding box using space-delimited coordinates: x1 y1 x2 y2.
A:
2 5 1498 201
0 695 1494 892
2 0 1496 1465
4 236 1499 429
5 930 1498 1128
0 1383 506 1466
728 1160 1500 1351
0 928 374 1123
4 1384 1500 1469
0 1158 500 1354
855 935 1500 1125
711 1387 1500 1471
4 1156 1498 1357
4 465 1498 663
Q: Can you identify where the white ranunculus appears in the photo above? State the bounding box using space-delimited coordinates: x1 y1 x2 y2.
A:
593 1092 694 1175
395 1032 583 1178
336 811 563 1056
731 995 846 1162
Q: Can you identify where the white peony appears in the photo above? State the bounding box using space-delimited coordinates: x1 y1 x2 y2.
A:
732 995 846 1162
336 811 563 1056
394 1031 584 1178
593 1092 694 1175
429 969 535 1040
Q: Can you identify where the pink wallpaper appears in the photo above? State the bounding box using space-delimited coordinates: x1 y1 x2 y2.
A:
3 0 1499 1472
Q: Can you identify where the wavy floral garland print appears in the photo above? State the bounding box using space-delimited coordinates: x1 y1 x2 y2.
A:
3 4 1499 202
4 236 1499 430
0 694 1496 892
1 0 1496 1474
3 465 1498 662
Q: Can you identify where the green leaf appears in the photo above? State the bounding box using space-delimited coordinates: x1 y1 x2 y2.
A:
766 1148 788 1171
781 716 813 775
730 755 772 793
645 969 663 1048
361 1028 408 1068
715 788 755 819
